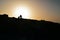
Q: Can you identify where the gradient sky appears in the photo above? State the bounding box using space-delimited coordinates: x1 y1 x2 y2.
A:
0 0 60 23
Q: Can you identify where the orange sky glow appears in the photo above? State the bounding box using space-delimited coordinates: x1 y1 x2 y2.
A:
0 0 60 23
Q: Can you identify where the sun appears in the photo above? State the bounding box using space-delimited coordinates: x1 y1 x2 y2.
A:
14 6 30 19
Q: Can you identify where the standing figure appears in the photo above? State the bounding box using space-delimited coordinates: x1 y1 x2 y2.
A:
18 15 22 19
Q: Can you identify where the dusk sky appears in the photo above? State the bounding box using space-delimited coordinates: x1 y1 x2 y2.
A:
0 0 60 23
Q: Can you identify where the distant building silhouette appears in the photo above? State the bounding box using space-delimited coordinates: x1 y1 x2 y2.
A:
18 15 22 19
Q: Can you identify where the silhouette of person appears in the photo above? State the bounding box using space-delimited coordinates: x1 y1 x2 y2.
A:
18 15 22 19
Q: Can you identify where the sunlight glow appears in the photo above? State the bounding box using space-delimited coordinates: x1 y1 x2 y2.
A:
14 6 30 18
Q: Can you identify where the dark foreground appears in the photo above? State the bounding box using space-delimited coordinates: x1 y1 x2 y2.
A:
0 14 60 40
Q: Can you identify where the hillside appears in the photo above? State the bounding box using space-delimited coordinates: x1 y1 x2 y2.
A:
0 14 60 40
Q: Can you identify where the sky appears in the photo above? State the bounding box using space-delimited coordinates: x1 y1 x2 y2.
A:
0 0 60 23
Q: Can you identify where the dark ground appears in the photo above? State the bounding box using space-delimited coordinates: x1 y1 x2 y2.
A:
0 14 60 40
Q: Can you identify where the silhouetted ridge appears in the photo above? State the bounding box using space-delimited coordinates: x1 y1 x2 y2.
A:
0 14 60 40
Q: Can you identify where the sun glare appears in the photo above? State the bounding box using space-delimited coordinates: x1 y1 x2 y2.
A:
14 6 30 18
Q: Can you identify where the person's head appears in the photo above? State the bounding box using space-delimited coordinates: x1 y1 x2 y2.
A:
18 15 22 19
20 15 22 17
